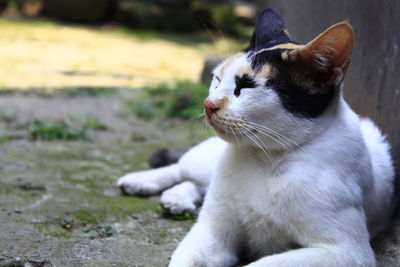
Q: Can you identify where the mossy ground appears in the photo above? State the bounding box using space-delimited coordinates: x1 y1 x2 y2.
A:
0 89 211 266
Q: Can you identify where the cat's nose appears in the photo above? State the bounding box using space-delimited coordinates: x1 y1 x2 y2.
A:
204 99 220 117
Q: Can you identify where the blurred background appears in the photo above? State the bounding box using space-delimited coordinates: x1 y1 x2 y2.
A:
0 0 399 266
0 0 255 90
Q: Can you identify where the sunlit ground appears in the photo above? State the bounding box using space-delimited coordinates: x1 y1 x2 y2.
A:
0 18 245 90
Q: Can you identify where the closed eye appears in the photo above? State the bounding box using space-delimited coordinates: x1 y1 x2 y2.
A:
234 74 256 97
215 76 221 82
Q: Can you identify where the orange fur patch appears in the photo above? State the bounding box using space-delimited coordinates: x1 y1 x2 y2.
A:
254 43 305 56
217 97 230 109
219 52 244 76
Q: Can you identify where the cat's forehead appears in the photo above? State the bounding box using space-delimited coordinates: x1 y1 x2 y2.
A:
214 53 263 81
214 53 250 78
214 43 305 81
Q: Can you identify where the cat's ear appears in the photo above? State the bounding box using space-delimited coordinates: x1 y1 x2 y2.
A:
248 8 291 51
296 21 355 82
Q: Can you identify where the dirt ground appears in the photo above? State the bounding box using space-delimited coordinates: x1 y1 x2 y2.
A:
0 91 399 267
0 90 212 266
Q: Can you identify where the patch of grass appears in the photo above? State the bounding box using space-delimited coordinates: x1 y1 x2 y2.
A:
69 114 108 131
0 113 16 123
28 119 88 141
27 114 107 141
128 80 208 119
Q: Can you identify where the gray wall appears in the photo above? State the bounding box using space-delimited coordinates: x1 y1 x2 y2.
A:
256 0 400 169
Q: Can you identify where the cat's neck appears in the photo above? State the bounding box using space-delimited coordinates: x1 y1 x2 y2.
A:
228 142 289 166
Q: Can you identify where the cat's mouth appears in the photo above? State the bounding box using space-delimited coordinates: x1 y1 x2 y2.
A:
206 114 252 139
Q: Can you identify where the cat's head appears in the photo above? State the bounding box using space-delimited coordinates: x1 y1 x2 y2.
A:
204 9 354 151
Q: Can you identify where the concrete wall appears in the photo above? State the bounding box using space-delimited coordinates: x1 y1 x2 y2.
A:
256 0 400 168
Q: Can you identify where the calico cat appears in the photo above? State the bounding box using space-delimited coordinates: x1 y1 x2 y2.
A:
118 9 395 266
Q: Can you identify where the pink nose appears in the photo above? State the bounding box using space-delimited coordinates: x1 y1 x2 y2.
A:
204 99 220 117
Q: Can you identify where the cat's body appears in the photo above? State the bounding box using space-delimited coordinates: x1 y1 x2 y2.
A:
118 9 395 266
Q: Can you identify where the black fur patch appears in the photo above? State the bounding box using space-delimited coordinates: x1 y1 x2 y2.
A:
245 8 336 118
250 48 289 72
246 9 294 52
266 78 336 118
234 74 257 97
251 50 336 118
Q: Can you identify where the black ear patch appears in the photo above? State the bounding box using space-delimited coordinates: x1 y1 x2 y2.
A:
248 9 293 51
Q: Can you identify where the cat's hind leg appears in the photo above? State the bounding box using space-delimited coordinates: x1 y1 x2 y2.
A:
160 181 203 215
117 164 181 196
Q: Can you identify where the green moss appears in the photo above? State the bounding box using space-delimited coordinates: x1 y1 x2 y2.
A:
72 209 101 224
0 135 12 142
107 195 161 216
167 212 196 221
34 222 73 238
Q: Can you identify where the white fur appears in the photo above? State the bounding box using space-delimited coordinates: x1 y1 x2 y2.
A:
118 53 395 266
118 137 225 214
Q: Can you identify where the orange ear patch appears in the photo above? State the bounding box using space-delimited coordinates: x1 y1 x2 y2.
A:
300 21 355 71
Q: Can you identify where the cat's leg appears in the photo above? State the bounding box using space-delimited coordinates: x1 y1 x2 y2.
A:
243 207 376 267
117 164 181 196
160 181 202 215
168 184 240 267
169 219 239 267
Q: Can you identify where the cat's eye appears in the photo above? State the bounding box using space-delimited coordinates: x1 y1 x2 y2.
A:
234 74 256 97
215 76 221 82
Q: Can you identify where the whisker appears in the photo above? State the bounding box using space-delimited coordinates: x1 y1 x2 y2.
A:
229 125 240 144
197 16 225 61
242 124 293 152
244 124 295 152
241 128 274 164
245 121 301 151
246 121 291 142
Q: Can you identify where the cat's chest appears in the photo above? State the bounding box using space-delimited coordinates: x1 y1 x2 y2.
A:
218 151 290 211
225 165 289 225
215 151 297 253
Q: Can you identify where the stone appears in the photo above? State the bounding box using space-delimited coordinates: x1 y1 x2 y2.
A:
200 56 223 85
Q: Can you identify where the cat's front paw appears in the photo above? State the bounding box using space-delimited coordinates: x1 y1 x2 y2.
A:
168 252 205 267
117 172 161 196
161 195 197 215
160 185 198 215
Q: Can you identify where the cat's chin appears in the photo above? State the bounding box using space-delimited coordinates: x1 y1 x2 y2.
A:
205 114 250 144
213 128 235 143
208 124 244 144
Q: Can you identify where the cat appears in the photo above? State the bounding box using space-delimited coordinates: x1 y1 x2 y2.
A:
118 9 395 266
